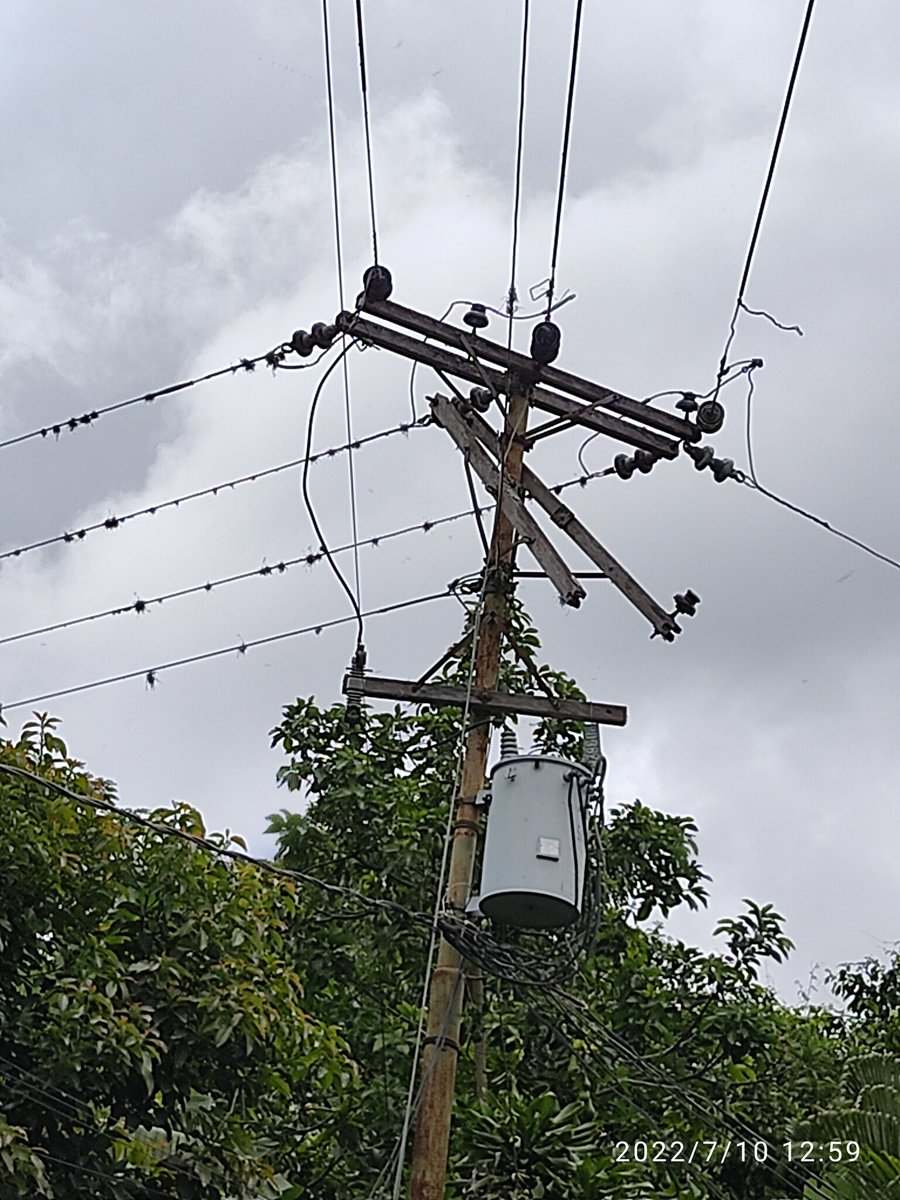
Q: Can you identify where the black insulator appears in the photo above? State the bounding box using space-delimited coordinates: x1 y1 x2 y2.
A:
362 264 393 302
634 449 657 474
686 443 714 471
463 303 489 330
614 453 635 480
469 387 493 413
310 322 337 349
696 399 725 434
675 392 698 414
674 589 701 617
530 320 562 365
711 456 736 483
290 329 315 357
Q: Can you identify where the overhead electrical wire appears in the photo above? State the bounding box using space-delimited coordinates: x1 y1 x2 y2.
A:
715 0 817 388
0 462 612 654
545 0 584 316
0 409 429 565
576 360 759 475
355 0 380 265
506 0 530 348
0 350 289 453
323 0 364 626
300 344 365 642
740 474 900 574
0 758 439 931
0 590 454 714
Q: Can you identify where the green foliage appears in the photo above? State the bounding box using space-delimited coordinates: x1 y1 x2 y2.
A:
266 611 852 1200
795 1054 900 1199
0 714 356 1198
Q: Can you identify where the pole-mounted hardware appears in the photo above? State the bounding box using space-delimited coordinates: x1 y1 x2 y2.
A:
684 442 740 483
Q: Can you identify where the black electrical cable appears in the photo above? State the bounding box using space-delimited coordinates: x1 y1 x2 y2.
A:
0 589 454 714
545 0 584 316
355 0 379 265
0 463 611 656
740 475 900 574
323 0 364 623
0 759 437 930
0 351 284 452
0 405 426 565
506 0 530 349
300 344 365 642
715 0 817 387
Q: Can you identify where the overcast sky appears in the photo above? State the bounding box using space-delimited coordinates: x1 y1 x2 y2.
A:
1 0 898 1004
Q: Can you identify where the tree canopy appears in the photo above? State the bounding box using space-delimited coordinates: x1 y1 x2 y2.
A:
2 611 899 1199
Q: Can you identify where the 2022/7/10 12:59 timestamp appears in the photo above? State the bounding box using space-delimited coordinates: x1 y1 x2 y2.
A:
613 1140 861 1165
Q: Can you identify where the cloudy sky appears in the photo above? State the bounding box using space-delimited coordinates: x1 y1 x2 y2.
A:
1 0 898 1003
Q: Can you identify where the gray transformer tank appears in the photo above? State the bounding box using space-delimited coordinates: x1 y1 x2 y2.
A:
475 753 591 929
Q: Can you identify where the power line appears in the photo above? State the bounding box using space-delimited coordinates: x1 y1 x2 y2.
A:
740 474 900 574
355 0 379 265
545 0 584 316
506 0 530 341
0 508 485 649
0 590 454 714
715 0 817 385
0 411 429 565
323 0 364 623
301 345 365 643
0 759 436 929
0 349 290 453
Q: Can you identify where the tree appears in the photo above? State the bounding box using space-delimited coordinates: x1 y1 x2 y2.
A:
267 608 850 1199
0 714 356 1199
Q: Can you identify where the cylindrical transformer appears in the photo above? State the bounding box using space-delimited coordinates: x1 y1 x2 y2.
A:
476 753 591 929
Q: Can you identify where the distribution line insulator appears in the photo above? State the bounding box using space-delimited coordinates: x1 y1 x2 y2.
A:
344 643 367 725
614 448 661 480
583 722 601 769
684 442 739 483
499 725 519 760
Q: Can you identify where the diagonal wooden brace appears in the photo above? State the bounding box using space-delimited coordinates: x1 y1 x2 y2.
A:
430 395 586 609
461 406 681 640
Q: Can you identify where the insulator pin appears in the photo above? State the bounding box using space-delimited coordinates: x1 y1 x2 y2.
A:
696 399 725 434
463 303 489 330
530 320 562 365
362 264 393 302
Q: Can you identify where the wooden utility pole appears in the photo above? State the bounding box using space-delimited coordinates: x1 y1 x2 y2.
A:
408 388 530 1200
328 282 700 1197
